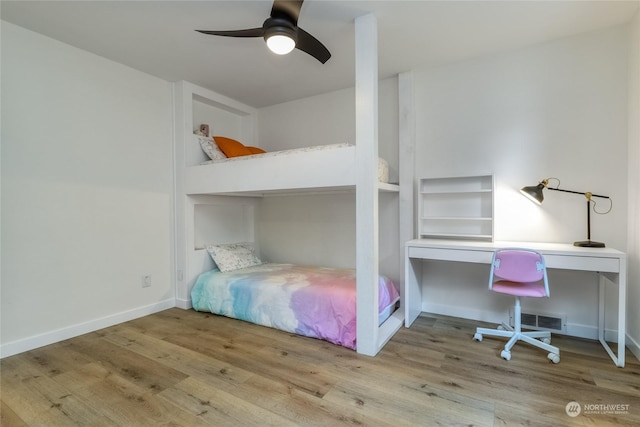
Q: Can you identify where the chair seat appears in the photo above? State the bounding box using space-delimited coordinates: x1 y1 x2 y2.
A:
492 280 548 297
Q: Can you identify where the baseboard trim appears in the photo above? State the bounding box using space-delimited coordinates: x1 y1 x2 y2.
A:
627 333 640 363
0 298 176 359
175 297 192 310
422 303 612 341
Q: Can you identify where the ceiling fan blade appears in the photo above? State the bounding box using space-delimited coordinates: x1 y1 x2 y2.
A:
196 28 265 38
271 0 303 26
296 27 331 64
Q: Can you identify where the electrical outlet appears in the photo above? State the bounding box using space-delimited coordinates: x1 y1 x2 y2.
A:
142 274 151 288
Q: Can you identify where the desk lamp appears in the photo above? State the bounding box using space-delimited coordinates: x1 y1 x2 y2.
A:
520 178 612 248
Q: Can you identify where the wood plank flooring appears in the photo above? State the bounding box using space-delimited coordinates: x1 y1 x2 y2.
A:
2 308 639 426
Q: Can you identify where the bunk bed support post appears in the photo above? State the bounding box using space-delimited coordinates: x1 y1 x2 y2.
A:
398 72 416 324
355 13 380 356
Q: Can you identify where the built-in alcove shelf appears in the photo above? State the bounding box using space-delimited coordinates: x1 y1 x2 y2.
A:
418 174 494 241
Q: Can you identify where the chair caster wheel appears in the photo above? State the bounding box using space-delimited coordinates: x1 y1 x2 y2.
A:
473 333 483 342
548 353 560 364
501 350 511 361
497 325 505 331
541 337 551 344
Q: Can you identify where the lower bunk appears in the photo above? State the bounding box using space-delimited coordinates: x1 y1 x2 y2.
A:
191 263 400 350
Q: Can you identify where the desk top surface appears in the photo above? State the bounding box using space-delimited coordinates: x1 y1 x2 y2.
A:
406 239 625 259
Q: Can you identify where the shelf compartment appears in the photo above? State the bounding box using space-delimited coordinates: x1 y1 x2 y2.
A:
419 217 494 238
418 174 494 241
419 175 493 193
420 192 493 218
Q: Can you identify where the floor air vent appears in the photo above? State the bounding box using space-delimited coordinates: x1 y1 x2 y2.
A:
510 309 566 333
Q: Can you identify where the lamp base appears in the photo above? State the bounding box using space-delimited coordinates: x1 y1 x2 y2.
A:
573 240 605 248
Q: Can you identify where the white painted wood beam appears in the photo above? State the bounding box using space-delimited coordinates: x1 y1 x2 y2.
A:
398 71 415 322
355 13 379 356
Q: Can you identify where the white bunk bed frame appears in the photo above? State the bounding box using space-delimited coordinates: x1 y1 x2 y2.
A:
173 14 414 356
185 143 399 196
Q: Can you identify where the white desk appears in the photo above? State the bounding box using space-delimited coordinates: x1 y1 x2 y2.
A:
405 239 627 367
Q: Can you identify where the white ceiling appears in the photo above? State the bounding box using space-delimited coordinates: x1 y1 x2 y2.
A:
2 1 638 108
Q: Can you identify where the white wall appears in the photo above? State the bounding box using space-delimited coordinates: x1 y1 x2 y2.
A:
258 77 399 183
257 191 399 280
258 87 356 150
627 10 640 360
413 25 630 339
1 22 174 356
255 78 400 282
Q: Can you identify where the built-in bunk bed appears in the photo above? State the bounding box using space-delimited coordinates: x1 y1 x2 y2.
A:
173 14 413 356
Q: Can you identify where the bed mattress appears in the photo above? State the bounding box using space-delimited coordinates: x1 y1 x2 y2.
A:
191 263 400 350
199 142 390 183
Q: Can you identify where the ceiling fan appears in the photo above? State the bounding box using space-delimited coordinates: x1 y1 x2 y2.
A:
196 0 331 64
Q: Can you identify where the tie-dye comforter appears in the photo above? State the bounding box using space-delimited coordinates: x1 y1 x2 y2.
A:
191 263 400 350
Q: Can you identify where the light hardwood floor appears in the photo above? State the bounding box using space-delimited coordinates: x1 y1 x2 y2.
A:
2 308 639 426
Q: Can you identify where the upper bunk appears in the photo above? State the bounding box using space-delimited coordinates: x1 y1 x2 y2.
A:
174 81 399 197
186 137 398 196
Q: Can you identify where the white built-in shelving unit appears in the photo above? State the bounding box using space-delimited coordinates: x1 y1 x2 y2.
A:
418 174 494 241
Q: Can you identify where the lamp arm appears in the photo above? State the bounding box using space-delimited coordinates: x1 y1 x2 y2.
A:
546 187 610 200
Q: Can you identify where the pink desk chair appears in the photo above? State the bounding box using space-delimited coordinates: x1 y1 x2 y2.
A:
473 248 560 363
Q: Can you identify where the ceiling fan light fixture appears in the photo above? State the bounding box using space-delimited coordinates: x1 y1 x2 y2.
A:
266 33 296 55
197 0 331 63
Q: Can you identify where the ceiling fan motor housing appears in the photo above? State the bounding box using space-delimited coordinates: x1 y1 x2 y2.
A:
263 17 298 45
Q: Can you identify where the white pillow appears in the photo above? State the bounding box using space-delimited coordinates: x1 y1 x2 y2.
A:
205 243 261 272
198 136 227 160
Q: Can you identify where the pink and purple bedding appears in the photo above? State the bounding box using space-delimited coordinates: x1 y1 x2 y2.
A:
190 263 400 350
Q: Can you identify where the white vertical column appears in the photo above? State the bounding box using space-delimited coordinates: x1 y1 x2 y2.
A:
355 13 379 356
398 71 415 319
172 81 193 305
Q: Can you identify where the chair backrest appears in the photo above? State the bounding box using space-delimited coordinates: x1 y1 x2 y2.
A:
489 248 550 295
